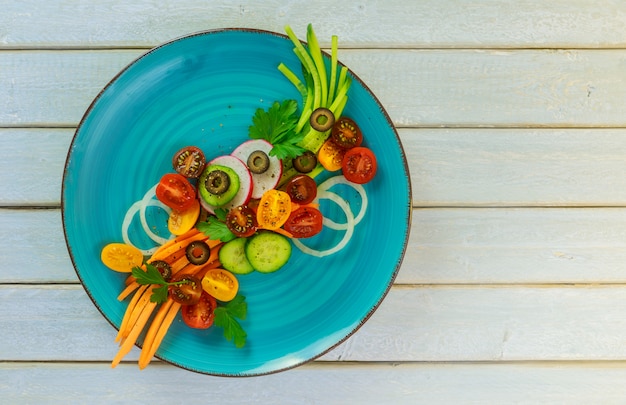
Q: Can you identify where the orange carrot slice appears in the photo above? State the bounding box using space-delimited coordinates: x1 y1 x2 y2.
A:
138 301 181 369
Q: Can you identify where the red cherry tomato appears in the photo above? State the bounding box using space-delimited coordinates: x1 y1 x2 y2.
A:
181 290 217 329
155 173 197 211
226 205 257 238
283 206 323 238
282 174 317 205
342 147 377 184
169 274 202 305
331 117 363 149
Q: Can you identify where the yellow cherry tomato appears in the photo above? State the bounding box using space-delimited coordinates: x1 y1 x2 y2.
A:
317 137 345 172
201 268 239 302
101 243 143 273
167 198 200 236
256 189 292 230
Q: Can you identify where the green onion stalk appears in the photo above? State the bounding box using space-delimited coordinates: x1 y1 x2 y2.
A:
280 24 352 153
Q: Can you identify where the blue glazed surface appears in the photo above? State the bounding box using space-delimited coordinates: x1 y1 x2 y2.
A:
62 29 411 376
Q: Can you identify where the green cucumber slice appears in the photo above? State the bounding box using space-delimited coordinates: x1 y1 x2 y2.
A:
245 232 291 273
219 237 254 275
198 164 240 207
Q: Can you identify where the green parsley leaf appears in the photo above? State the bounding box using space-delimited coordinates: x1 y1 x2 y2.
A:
131 264 170 304
214 294 248 348
248 100 303 159
196 215 237 243
132 264 165 286
249 100 298 144
150 285 169 304
269 142 307 160
214 208 228 221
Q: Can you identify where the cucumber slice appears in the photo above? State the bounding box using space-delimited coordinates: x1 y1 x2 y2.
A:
198 164 240 207
219 237 254 275
245 232 292 273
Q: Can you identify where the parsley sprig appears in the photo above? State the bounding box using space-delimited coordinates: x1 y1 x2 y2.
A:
214 294 248 348
248 99 306 159
131 263 187 304
196 208 237 242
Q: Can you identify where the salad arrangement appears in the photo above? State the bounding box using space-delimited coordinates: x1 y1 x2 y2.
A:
99 24 378 369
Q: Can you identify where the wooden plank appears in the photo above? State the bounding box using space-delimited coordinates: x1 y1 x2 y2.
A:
6 127 626 206
6 207 626 285
5 285 626 362
4 361 626 404
0 129 72 206
403 128 626 207
3 49 626 127
3 1 626 49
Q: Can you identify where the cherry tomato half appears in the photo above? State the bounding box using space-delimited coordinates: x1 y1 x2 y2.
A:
169 274 202 305
282 174 317 205
181 290 217 329
172 146 206 178
167 199 200 236
342 147 377 184
256 189 292 230
226 205 257 238
331 117 363 149
100 243 143 273
283 206 324 238
156 173 197 211
317 138 345 172
202 268 239 302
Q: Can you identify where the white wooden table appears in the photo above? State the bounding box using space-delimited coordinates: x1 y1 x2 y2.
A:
4 1 626 403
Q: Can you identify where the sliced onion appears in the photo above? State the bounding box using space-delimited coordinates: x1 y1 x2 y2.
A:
292 189 355 258
316 175 368 229
121 183 173 255
139 184 172 245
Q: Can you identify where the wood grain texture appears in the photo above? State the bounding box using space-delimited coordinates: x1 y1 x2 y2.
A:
3 0 626 49
5 1 626 401
4 361 626 405
3 49 626 127
7 207 626 285
5 285 626 363
7 127 626 206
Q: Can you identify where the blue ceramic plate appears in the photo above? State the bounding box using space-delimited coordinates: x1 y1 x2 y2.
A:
62 29 411 376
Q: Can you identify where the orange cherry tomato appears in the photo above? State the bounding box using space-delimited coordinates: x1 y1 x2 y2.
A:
201 268 239 302
256 189 292 230
100 243 143 272
317 137 345 172
167 199 200 236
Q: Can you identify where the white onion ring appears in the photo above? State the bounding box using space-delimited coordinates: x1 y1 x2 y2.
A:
121 183 173 255
139 184 172 245
316 175 368 228
292 189 355 258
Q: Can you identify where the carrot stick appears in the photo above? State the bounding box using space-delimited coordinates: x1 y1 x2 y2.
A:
149 232 209 262
117 280 141 301
137 299 174 368
138 301 181 369
151 227 201 256
111 297 158 368
116 284 149 343
117 284 152 343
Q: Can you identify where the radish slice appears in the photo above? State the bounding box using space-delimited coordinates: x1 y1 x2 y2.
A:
231 139 282 199
201 155 253 214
